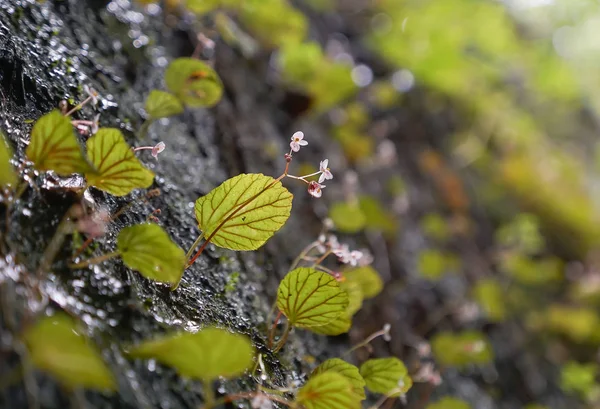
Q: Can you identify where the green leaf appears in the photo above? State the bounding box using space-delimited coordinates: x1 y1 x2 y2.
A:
359 195 399 237
85 128 155 196
0 131 17 188
185 0 221 14
195 173 293 251
127 327 254 381
117 223 187 286
279 41 324 85
560 361 599 400
277 267 348 329
312 358 366 400
426 397 471 409
344 266 383 299
145 90 184 119
296 372 361 409
473 278 506 322
310 315 352 336
165 58 223 107
431 331 493 367
23 313 116 392
360 357 412 397
26 110 92 175
239 0 307 48
341 279 363 316
329 202 366 233
418 249 460 280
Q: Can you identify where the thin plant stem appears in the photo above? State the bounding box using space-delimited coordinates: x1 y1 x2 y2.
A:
273 320 291 353
289 241 318 271
268 310 282 349
186 232 205 259
343 326 390 356
314 264 336 276
312 249 332 267
69 251 120 269
64 96 93 117
202 381 216 409
210 391 294 408
265 300 277 334
72 236 94 259
37 204 80 275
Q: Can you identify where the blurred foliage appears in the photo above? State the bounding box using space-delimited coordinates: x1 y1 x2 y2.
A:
432 331 493 367
560 361 600 401
418 249 460 280
473 278 506 322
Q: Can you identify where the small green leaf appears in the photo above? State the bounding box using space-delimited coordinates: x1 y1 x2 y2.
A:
359 195 399 237
277 267 348 329
165 58 223 107
312 358 366 400
145 90 184 119
127 327 254 381
560 361 599 400
473 278 506 322
426 397 471 409
329 202 366 233
360 357 412 397
344 266 383 299
0 131 17 188
296 372 361 409
431 331 493 367
239 0 307 48
310 314 352 336
341 280 363 316
195 173 293 251
185 0 221 14
26 110 92 175
117 224 187 286
86 128 155 196
23 313 116 392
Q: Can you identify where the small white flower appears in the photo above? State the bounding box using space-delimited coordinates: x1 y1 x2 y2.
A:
348 250 363 266
318 159 333 183
334 244 350 263
382 323 392 342
290 131 308 152
316 233 327 254
83 84 99 106
357 249 374 266
307 181 325 198
91 113 100 134
151 142 166 159
326 234 340 251
323 218 334 230
251 395 273 409
416 341 431 357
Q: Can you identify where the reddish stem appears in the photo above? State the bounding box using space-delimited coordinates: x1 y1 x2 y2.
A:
268 310 283 349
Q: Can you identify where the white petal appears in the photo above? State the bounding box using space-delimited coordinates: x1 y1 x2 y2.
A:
291 131 304 141
321 159 328 170
318 173 326 184
298 139 308 146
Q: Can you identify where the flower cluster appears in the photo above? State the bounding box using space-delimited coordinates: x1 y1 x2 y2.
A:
286 131 333 198
315 233 372 267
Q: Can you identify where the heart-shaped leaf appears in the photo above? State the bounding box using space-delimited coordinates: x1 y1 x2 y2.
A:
165 58 223 107
277 267 348 329
329 202 366 233
311 358 366 400
195 173 293 251
296 372 361 409
127 327 254 381
344 266 383 299
23 313 116 392
310 314 352 336
86 128 155 196
117 223 187 287
145 90 184 119
26 110 92 175
0 131 17 188
360 357 413 397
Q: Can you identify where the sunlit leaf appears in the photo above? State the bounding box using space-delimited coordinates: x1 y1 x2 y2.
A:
117 223 187 287
165 58 223 107
473 278 506 322
344 266 383 299
127 327 254 380
426 397 471 409
23 313 116 392
296 372 361 409
560 361 598 400
341 280 363 316
0 131 17 188
360 357 412 397
312 358 366 400
239 0 307 48
85 128 155 196
421 213 450 241
277 267 349 329
500 254 563 286
310 314 352 336
431 331 493 367
329 202 366 233
185 0 221 14
308 62 357 112
145 90 184 119
195 173 293 251
26 110 92 175
279 41 323 85
544 305 599 343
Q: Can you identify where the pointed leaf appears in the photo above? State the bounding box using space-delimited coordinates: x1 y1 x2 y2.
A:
310 314 352 336
117 223 186 286
277 267 348 329
312 358 366 400
86 128 155 196
0 131 17 188
145 90 184 119
127 327 254 381
360 357 413 397
165 58 223 107
23 313 116 392
195 173 293 251
26 110 92 175
296 372 361 409
344 266 383 299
